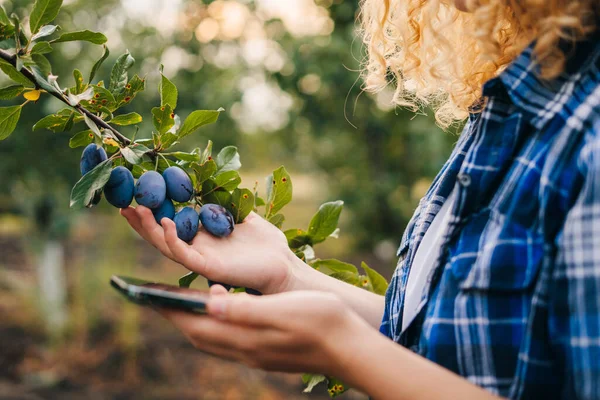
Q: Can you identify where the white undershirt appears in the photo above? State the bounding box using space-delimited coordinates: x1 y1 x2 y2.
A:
401 188 457 333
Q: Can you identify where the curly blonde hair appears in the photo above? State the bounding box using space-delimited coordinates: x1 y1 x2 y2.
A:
359 0 598 128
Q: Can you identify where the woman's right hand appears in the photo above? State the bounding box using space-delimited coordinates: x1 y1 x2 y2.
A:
120 206 299 295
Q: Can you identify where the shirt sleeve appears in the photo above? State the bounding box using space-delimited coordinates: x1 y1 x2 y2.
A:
550 136 600 399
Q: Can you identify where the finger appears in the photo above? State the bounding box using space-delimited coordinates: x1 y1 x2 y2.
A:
163 218 209 275
121 207 146 236
209 284 229 296
135 206 174 259
208 293 283 327
159 308 287 356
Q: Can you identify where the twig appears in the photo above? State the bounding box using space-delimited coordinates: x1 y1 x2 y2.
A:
0 48 131 146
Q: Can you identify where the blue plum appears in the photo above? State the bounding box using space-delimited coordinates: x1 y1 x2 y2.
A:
152 198 175 224
104 166 135 208
162 167 194 203
199 204 234 237
134 171 166 208
80 144 108 175
174 207 199 242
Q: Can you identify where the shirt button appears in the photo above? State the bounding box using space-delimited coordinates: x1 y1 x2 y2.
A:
458 173 471 187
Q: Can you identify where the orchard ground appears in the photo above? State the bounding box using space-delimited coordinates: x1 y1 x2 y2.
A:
0 171 380 400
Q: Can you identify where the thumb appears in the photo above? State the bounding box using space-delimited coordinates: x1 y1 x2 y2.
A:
208 292 281 326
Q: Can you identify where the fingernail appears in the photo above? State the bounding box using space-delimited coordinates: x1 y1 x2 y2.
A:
210 298 227 320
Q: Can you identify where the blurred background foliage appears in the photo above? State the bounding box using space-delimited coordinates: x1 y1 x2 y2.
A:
0 0 456 398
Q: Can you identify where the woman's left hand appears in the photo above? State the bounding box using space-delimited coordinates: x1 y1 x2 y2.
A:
156 285 369 376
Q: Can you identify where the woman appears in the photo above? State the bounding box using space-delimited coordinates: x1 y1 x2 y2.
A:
121 0 600 398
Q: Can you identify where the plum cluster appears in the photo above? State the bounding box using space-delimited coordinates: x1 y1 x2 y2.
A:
80 144 235 241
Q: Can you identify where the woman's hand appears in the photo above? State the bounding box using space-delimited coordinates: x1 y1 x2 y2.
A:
121 206 298 294
157 285 369 376
158 288 501 400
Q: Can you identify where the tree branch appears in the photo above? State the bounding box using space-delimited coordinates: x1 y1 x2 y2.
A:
0 48 131 146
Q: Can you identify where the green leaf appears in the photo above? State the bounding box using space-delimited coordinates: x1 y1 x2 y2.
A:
33 110 75 132
69 158 113 209
199 140 213 164
178 109 222 139
114 74 145 108
0 23 15 41
30 0 63 34
28 65 58 95
159 132 178 150
191 160 217 187
51 30 107 44
11 13 24 50
110 112 142 126
327 377 348 398
360 262 388 295
167 151 199 162
202 181 231 207
120 144 150 165
109 51 135 96
226 188 254 223
268 213 285 229
152 105 174 134
135 138 154 148
0 7 14 40
284 228 312 249
329 271 360 286
179 272 199 288
302 374 326 393
265 166 292 219
89 44 109 83
0 60 35 87
255 195 265 207
0 105 21 140
211 170 241 191
31 54 51 77
71 69 86 94
307 201 344 244
0 84 24 99
83 114 102 138
31 40 53 55
215 146 241 174
311 259 358 274
0 6 11 25
31 24 58 41
69 129 94 148
139 160 170 175
80 85 116 113
159 71 177 109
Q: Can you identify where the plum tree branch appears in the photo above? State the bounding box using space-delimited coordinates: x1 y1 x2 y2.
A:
0 48 132 146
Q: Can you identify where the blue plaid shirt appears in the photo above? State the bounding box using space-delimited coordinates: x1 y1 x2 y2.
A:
381 35 600 399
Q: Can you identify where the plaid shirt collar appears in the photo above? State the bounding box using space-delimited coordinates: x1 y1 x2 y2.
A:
483 33 600 129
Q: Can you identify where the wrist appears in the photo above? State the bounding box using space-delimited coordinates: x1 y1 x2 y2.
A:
277 250 319 293
321 308 377 379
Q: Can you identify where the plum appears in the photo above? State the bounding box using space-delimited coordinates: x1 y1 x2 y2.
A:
199 203 234 237
134 171 166 208
162 167 194 203
104 166 135 208
80 144 108 175
152 198 175 224
174 206 199 242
